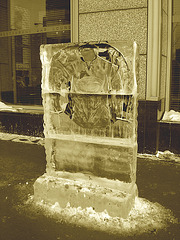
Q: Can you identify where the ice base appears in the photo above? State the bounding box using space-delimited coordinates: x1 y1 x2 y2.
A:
34 171 138 218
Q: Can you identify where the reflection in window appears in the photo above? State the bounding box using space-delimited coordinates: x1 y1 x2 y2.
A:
171 0 180 111
0 0 70 105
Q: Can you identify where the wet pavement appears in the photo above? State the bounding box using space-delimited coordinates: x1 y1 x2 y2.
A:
0 139 180 240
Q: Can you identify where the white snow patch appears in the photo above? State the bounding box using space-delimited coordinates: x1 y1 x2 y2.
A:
156 150 173 158
162 110 180 122
32 197 178 236
0 132 45 145
0 101 16 112
138 151 180 163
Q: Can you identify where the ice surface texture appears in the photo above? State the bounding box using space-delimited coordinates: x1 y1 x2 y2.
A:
41 42 138 136
35 41 138 218
40 41 138 182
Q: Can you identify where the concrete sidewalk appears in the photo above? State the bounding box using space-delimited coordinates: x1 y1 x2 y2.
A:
0 135 179 240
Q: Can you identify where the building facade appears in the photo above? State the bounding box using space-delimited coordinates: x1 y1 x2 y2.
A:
0 0 179 153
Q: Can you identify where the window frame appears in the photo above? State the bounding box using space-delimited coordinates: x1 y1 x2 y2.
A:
146 0 172 113
0 0 79 108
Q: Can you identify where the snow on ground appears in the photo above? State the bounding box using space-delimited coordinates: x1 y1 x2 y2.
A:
29 197 178 237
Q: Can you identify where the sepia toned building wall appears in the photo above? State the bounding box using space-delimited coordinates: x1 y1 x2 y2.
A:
78 0 147 100
76 0 172 153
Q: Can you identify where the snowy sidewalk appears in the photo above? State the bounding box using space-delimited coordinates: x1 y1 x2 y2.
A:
0 134 179 239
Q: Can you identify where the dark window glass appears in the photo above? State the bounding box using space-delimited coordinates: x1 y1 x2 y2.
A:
171 0 180 111
0 0 70 105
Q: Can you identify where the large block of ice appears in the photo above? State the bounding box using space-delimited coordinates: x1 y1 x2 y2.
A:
34 173 138 218
34 41 139 218
45 138 137 182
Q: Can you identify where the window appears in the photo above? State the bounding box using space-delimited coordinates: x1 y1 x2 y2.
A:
171 0 180 111
0 0 70 105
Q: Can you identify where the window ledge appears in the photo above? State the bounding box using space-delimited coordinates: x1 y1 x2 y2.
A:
0 104 43 115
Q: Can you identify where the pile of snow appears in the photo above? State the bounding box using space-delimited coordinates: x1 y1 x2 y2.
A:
31 197 178 237
138 150 180 163
156 151 180 163
162 110 180 122
0 101 16 112
0 132 45 145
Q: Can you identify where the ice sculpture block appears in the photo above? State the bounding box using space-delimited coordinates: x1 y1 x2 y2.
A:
34 41 139 218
